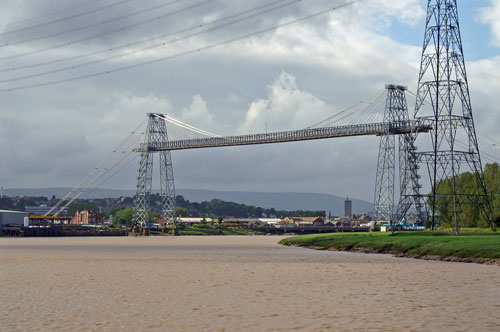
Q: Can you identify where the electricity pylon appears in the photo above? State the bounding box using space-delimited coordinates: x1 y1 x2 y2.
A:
413 0 493 233
134 113 176 228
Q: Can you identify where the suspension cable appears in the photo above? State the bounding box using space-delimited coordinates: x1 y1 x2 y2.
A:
305 87 385 129
45 117 147 215
55 130 145 216
154 113 220 137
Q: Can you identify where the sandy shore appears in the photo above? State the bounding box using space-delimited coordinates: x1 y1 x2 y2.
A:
1 236 499 331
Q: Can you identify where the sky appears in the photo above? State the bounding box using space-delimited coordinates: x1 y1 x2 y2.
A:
0 0 499 202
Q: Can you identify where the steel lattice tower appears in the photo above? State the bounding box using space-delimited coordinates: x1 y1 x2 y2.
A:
374 85 425 225
412 0 493 232
134 113 176 227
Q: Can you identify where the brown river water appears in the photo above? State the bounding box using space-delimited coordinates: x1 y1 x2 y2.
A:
1 236 499 331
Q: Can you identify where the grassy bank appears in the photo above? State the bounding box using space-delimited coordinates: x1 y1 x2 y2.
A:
151 226 265 236
279 232 500 260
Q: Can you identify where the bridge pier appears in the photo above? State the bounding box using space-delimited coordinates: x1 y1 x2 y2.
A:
133 114 176 232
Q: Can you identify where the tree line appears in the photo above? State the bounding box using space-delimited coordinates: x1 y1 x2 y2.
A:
431 162 500 228
104 195 326 226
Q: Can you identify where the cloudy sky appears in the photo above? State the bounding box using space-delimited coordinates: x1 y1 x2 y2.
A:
0 0 499 202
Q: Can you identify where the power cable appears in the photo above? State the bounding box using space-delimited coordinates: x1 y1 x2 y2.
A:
0 0 291 71
0 0 302 83
7 0 103 26
1 0 138 36
455 140 500 163
0 0 214 48
0 0 366 93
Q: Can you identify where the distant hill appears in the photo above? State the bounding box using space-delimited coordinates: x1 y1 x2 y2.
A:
4 187 373 215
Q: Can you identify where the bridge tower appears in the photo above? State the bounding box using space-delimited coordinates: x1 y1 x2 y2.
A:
134 113 176 228
411 0 493 232
374 85 425 226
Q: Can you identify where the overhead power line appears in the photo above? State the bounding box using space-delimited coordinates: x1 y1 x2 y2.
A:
0 0 292 71
0 0 213 48
0 0 302 84
0 0 216 60
0 0 364 93
7 0 104 26
1 0 138 36
0 0 192 47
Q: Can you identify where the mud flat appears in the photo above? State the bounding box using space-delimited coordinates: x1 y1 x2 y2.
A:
1 236 499 331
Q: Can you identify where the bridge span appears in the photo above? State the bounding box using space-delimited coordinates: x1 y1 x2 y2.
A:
135 119 431 152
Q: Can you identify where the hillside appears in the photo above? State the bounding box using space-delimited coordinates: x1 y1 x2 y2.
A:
4 187 373 215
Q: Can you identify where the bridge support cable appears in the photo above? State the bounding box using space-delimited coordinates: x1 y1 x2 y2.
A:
152 113 221 138
373 85 426 230
304 88 386 129
134 113 176 229
54 130 146 216
45 118 147 216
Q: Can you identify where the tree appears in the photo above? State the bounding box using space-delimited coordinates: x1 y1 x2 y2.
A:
113 207 135 226
174 207 189 218
430 162 500 228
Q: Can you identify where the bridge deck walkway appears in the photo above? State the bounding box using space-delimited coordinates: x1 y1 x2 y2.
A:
135 120 431 152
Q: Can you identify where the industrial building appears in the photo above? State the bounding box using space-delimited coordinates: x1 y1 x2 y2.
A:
25 205 68 216
0 210 29 226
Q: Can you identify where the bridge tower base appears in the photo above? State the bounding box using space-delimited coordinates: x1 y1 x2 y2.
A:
374 85 425 228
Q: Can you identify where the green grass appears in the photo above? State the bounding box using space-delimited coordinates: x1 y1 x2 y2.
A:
162 226 265 236
279 231 500 259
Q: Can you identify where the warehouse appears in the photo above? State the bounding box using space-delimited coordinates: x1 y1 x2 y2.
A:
0 210 29 226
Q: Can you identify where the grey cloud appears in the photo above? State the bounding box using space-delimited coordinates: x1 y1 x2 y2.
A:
0 0 497 204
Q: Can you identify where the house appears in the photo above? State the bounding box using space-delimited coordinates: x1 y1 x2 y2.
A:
293 217 325 227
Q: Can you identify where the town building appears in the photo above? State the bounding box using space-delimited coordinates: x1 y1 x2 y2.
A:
70 210 104 225
344 197 352 217
25 205 68 216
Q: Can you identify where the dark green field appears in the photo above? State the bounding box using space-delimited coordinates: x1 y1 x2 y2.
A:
280 231 500 259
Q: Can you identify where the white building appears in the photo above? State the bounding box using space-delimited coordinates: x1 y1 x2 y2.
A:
0 210 29 226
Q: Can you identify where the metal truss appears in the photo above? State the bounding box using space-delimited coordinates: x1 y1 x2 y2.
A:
134 113 176 227
413 0 493 232
374 85 425 225
135 121 431 152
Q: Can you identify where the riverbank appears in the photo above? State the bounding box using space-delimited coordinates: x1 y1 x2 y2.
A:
280 232 500 265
